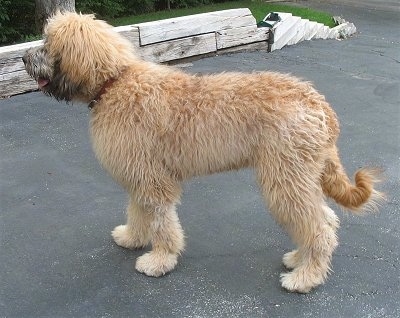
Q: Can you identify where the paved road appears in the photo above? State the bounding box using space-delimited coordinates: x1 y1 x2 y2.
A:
1 1 399 317
313 0 400 12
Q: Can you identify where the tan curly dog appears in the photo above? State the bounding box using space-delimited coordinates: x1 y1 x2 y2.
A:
23 11 383 293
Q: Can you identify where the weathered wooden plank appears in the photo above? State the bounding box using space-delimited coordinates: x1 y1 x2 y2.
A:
0 41 42 76
0 70 37 97
0 40 42 56
0 42 42 97
0 41 42 80
114 25 140 47
216 26 269 49
0 57 24 75
139 33 217 63
136 8 255 45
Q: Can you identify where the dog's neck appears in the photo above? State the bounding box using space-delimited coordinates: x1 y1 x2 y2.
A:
88 77 118 109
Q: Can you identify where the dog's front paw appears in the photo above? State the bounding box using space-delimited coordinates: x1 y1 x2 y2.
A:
135 251 178 277
111 225 149 249
280 268 324 293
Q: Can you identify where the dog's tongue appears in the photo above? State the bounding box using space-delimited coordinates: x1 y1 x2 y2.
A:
37 78 49 89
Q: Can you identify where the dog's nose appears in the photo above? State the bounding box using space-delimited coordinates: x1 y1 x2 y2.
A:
22 56 27 64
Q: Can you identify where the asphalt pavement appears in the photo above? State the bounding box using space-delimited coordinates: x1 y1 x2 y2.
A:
0 1 399 317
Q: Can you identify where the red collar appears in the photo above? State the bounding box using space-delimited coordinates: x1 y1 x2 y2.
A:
88 77 118 109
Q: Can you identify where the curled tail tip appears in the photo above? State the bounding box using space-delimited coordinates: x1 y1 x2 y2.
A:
355 167 385 184
366 188 386 213
353 167 386 213
322 165 385 213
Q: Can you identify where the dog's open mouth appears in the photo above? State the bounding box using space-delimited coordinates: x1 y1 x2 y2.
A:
37 78 50 89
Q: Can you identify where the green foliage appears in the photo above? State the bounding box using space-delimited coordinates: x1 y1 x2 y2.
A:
76 0 125 18
0 0 13 43
169 0 212 9
122 0 155 15
0 0 10 22
0 0 36 45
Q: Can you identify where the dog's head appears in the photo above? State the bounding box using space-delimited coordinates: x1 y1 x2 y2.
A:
23 11 135 102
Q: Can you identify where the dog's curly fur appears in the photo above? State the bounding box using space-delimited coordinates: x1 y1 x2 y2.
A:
23 12 383 293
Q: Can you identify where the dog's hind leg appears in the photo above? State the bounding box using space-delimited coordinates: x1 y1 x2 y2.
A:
256 156 338 293
282 204 339 270
112 197 153 249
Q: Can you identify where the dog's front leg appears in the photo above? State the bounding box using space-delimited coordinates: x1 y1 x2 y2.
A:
112 197 153 249
135 202 185 277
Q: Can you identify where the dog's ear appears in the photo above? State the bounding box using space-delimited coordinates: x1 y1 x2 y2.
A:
44 12 134 94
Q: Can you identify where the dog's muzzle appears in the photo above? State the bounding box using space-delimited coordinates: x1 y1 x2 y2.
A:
23 48 53 90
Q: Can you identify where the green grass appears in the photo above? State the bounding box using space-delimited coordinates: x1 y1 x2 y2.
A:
110 1 336 28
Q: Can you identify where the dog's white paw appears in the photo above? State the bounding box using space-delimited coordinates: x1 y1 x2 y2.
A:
280 268 324 293
282 249 301 270
280 271 312 294
111 225 149 249
135 251 178 277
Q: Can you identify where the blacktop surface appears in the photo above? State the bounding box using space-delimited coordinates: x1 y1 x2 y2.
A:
0 1 399 317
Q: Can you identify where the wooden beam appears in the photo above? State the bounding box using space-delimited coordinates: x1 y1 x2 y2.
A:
136 8 255 45
0 41 42 97
139 33 217 63
114 25 140 47
0 71 37 97
216 26 269 49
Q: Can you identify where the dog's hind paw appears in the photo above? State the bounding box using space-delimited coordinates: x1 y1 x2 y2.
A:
282 249 301 270
135 251 178 277
112 225 149 249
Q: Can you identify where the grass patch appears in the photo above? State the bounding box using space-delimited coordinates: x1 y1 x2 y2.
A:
110 1 336 28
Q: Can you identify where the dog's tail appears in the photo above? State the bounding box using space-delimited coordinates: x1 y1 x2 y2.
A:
321 147 384 213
